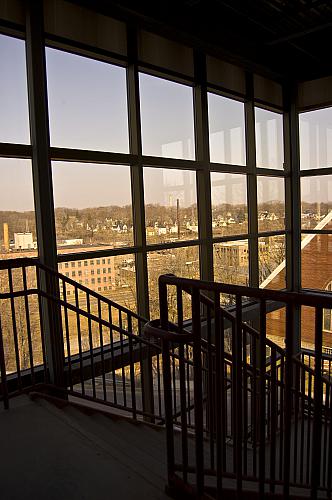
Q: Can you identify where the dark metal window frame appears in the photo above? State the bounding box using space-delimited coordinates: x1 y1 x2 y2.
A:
0 3 299 334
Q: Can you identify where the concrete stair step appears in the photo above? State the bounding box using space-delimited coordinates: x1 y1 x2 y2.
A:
61 403 168 490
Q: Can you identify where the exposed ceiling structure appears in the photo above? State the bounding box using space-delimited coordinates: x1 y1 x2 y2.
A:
70 0 332 81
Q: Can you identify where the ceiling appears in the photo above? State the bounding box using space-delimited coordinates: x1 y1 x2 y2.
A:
70 0 332 81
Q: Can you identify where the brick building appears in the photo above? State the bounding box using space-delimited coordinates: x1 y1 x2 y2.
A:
264 212 332 349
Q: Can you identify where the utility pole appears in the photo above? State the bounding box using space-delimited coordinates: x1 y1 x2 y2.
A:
177 198 180 240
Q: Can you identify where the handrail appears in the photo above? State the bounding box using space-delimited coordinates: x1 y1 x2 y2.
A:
159 274 332 308
36 260 148 324
157 273 332 498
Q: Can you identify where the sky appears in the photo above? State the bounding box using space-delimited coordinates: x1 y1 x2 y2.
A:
0 33 330 213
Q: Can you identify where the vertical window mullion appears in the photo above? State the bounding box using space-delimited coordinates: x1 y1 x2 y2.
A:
193 50 213 282
126 25 149 319
245 73 259 288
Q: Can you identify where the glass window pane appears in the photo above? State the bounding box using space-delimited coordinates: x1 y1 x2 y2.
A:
213 240 249 284
59 254 136 355
299 108 332 170
46 48 129 153
144 168 197 244
301 233 332 290
208 93 246 165
301 176 332 230
0 159 37 257
255 108 284 169
211 172 248 237
0 34 30 144
259 235 286 289
139 73 195 159
257 176 285 232
52 162 133 251
147 246 200 320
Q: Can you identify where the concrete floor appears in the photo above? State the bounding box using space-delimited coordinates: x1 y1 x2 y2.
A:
0 395 169 500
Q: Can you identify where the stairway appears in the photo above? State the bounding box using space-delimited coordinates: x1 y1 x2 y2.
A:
0 394 170 500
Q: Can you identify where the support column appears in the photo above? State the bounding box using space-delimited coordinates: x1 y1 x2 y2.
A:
193 50 213 282
283 82 301 355
25 0 65 388
127 25 154 419
245 73 259 288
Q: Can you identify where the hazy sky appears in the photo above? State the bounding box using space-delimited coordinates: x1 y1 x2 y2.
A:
2 32 328 214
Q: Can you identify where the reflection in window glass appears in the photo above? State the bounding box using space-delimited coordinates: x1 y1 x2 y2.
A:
147 246 200 320
301 176 332 230
299 108 332 170
144 168 197 244
259 235 286 289
46 48 129 152
139 73 195 159
0 159 37 258
52 162 133 251
213 240 249 304
301 233 332 290
0 34 30 144
257 176 285 232
211 172 247 237
208 93 246 165
255 108 284 169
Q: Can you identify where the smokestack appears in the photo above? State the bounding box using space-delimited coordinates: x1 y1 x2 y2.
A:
177 199 180 240
3 223 9 251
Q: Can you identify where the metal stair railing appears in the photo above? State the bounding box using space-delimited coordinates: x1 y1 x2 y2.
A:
0 258 164 422
144 273 332 499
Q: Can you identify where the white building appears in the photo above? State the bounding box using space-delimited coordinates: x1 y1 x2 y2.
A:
14 232 36 250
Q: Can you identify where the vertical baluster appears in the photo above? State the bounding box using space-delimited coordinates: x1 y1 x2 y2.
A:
300 361 305 484
283 302 294 497
322 380 329 489
97 298 107 401
22 265 35 386
108 305 117 405
8 268 22 389
118 310 127 408
306 371 312 485
214 292 223 496
75 287 84 395
156 351 162 418
252 330 257 478
242 323 248 478
177 287 188 483
192 287 204 496
270 348 277 493
206 303 214 472
62 279 72 392
0 312 9 409
231 295 242 493
137 319 144 415
327 385 332 497
36 266 48 382
293 358 300 485
171 340 177 422
137 319 145 416
159 279 175 492
259 299 266 496
86 293 96 398
280 354 286 481
311 306 323 498
127 314 137 419
186 343 191 426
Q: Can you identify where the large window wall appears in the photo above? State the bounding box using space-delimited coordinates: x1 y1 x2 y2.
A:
0 12 290 321
299 108 332 348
